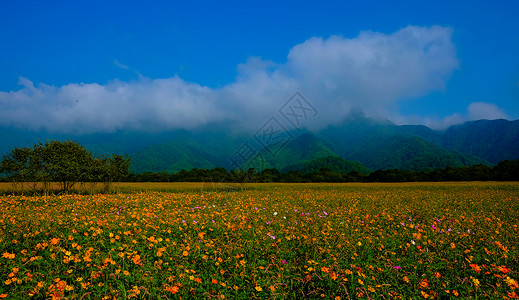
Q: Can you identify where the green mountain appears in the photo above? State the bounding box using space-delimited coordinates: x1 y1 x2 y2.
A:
343 135 487 171
130 139 217 173
317 116 490 171
260 133 338 170
441 119 519 164
1 117 517 173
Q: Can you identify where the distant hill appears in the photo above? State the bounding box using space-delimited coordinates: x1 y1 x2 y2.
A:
441 119 519 164
130 139 217 173
341 134 487 171
317 116 491 171
1 117 518 173
259 133 338 170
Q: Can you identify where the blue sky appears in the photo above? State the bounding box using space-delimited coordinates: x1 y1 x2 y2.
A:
1 0 518 133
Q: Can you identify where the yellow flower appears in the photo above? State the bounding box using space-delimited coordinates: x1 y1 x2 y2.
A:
471 276 480 287
255 286 263 292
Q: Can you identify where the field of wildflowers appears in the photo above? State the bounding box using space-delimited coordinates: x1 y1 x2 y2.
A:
1 182 518 299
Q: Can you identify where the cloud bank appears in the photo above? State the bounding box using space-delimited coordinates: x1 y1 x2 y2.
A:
399 101 510 130
0 25 484 134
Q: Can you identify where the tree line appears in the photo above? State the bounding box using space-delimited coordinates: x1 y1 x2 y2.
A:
126 160 519 183
0 140 130 193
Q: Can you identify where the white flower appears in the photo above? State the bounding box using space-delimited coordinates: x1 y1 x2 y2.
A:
274 212 278 216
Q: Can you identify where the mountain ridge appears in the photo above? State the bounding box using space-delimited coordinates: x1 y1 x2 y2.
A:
1 117 517 173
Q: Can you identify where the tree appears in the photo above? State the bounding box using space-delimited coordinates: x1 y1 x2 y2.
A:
44 140 94 192
0 146 32 190
493 159 519 181
90 154 131 192
0 140 131 194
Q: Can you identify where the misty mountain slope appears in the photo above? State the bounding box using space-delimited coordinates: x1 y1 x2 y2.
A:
1 117 517 174
130 139 218 173
395 124 442 144
441 119 519 163
267 133 339 169
343 135 489 171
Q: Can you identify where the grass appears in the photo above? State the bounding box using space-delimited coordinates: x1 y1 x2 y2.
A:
0 182 518 299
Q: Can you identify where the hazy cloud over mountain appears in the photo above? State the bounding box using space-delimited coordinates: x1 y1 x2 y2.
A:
0 25 505 133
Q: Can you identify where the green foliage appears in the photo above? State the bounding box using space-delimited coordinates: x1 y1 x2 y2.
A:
42 140 93 191
126 158 519 183
0 140 131 193
283 155 370 174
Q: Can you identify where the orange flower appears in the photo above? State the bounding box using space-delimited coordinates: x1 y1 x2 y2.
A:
0 294 7 298
132 255 143 266
50 238 60 245
469 263 481 273
156 248 165 257
165 285 179 294
330 272 338 280
182 250 189 257
498 266 510 274
419 279 429 289
321 266 330 273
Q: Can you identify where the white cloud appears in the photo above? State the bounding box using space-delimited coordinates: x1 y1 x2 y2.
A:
393 101 509 130
114 59 130 70
0 77 224 133
0 25 460 133
285 25 458 128
467 101 508 121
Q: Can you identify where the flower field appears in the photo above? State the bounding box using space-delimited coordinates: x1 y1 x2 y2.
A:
1 182 518 299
